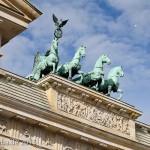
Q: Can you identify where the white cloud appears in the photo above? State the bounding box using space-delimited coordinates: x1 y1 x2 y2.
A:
2 36 36 76
1 0 150 124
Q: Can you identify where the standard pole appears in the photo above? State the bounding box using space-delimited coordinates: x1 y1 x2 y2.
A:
0 32 4 57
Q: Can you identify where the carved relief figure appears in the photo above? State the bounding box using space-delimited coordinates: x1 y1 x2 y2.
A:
45 133 54 148
63 137 75 150
122 119 130 134
77 102 87 118
57 93 130 135
21 126 32 141
0 120 9 134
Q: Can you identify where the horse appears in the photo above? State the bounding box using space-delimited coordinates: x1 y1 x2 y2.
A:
27 37 59 81
97 66 124 100
74 54 111 89
57 46 86 79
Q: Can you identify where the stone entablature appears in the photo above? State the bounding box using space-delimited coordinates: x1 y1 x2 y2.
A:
0 69 142 118
38 75 142 141
0 68 142 121
0 116 104 150
0 69 142 140
0 69 150 150
57 93 130 135
136 121 150 146
38 75 142 119
0 0 42 46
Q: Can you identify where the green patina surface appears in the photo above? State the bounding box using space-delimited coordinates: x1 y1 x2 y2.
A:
97 66 124 100
57 46 86 79
74 54 111 88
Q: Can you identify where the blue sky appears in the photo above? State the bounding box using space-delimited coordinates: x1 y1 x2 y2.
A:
1 0 150 125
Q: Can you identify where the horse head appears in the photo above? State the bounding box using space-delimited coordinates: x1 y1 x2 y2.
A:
100 54 111 65
108 66 124 79
77 46 86 58
117 66 124 77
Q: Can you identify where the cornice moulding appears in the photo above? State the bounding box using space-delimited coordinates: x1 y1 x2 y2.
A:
0 69 142 120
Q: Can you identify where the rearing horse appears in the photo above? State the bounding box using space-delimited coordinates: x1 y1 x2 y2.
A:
27 37 59 81
98 66 124 100
74 54 111 89
57 46 86 79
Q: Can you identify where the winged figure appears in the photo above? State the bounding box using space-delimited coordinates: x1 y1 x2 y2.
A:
26 51 45 80
53 14 68 28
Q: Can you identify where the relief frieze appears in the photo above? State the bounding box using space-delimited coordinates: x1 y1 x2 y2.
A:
57 93 130 135
44 133 54 148
0 119 9 135
20 125 32 141
0 116 119 149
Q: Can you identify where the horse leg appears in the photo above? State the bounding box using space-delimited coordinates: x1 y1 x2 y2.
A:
52 63 56 73
117 88 123 100
105 85 112 96
77 70 84 81
56 65 61 75
68 67 72 79
94 82 99 91
75 75 83 84
101 76 105 86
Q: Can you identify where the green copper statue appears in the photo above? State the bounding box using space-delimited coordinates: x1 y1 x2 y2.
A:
27 37 59 81
97 66 124 100
27 14 68 81
57 46 86 79
74 54 111 89
26 14 124 101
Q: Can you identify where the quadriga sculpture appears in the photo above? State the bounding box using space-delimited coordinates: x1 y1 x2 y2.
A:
97 66 124 100
27 38 59 81
74 55 111 89
57 46 86 79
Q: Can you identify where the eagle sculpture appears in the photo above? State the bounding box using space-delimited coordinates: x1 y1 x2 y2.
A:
53 14 68 28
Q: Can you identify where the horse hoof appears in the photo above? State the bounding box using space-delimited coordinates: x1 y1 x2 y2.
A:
105 93 110 96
